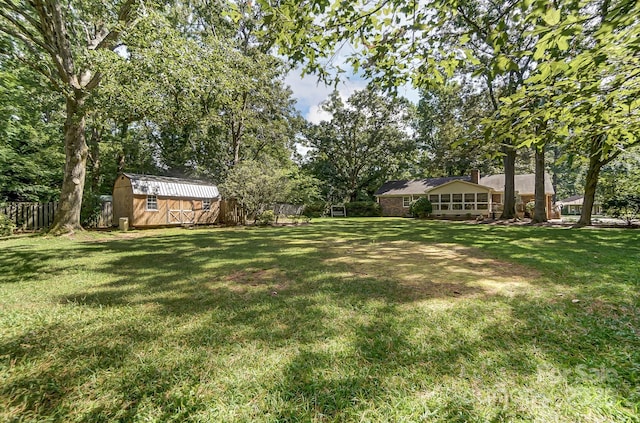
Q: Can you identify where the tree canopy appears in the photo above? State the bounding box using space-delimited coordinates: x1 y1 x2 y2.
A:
304 87 416 202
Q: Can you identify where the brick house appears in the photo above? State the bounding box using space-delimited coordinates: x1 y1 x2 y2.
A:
375 170 555 219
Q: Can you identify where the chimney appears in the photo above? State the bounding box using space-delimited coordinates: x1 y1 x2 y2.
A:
471 169 480 184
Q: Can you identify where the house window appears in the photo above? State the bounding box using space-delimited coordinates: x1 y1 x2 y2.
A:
452 194 463 203
146 195 158 211
403 196 412 207
464 193 475 203
429 194 439 203
441 194 450 203
477 193 488 211
203 199 211 211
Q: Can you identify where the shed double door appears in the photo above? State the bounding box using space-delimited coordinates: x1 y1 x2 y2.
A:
168 199 195 224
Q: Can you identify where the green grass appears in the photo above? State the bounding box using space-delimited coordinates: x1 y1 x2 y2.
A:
1 218 639 422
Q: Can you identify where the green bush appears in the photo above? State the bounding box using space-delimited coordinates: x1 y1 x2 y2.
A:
409 197 433 218
256 210 276 226
0 212 16 236
344 202 382 217
604 194 640 225
302 202 328 218
81 193 103 227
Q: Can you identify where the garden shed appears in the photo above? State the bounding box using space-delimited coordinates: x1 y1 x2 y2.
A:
113 173 221 227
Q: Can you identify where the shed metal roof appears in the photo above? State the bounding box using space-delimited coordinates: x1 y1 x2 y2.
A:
123 173 220 199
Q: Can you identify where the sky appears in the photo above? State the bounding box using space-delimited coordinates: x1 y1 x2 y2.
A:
284 68 421 124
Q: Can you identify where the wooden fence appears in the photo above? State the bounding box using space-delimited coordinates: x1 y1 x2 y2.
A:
1 201 114 231
1 202 58 231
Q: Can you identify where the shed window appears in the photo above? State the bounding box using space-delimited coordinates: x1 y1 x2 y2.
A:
146 195 158 211
203 199 211 211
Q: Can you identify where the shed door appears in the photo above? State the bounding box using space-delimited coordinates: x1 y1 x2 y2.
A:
168 199 195 224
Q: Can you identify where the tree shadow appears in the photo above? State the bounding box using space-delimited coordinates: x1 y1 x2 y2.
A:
1 220 638 420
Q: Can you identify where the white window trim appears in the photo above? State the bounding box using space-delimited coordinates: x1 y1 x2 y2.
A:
203 199 211 211
402 196 412 207
146 195 158 211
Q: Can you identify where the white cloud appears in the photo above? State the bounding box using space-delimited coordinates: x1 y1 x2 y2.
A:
306 104 333 124
285 68 372 123
285 61 421 125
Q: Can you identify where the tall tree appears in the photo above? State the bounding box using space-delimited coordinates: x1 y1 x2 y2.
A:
0 0 143 233
498 0 640 225
415 83 496 178
305 87 415 202
0 59 64 202
261 0 540 218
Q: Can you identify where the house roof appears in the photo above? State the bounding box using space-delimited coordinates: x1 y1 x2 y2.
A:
478 173 555 195
557 195 585 206
123 173 220 199
375 176 470 196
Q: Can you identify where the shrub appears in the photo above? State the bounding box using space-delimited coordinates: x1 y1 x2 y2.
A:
81 193 103 227
302 202 328 218
409 197 433 218
256 210 276 226
344 201 382 217
604 195 640 226
0 212 15 236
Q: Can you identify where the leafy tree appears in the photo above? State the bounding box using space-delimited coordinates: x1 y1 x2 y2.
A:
304 87 416 202
415 84 496 178
497 0 640 225
0 0 144 233
261 0 542 218
96 11 301 182
604 196 640 226
599 151 640 225
0 60 64 202
220 160 290 223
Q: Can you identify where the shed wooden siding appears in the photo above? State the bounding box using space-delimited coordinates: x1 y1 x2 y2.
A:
113 175 134 224
130 196 220 226
112 174 222 227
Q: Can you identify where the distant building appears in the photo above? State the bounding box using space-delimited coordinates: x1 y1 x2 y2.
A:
375 170 555 219
556 195 602 215
113 173 221 227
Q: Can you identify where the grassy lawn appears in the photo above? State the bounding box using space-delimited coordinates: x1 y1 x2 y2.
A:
1 219 639 422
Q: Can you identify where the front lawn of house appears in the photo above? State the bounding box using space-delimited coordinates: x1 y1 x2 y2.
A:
1 219 638 422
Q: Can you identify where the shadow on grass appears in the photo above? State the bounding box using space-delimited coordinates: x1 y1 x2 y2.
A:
1 219 639 420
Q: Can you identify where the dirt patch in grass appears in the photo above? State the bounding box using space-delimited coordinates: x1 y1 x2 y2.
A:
225 268 289 294
326 241 541 301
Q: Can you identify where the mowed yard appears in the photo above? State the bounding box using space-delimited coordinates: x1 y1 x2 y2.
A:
1 219 639 422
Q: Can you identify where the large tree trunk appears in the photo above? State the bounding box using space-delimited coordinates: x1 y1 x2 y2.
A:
578 154 602 226
532 145 548 223
49 93 88 234
500 145 517 219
